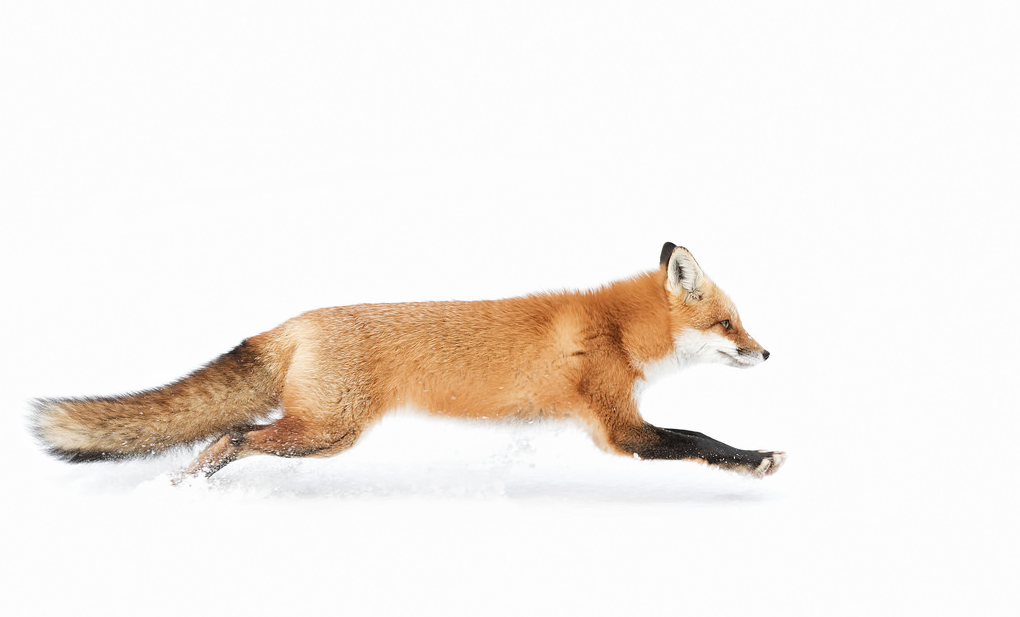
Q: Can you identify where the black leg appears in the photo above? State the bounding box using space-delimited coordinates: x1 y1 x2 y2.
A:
617 424 786 477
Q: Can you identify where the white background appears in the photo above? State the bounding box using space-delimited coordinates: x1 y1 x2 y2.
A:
2 1 1018 614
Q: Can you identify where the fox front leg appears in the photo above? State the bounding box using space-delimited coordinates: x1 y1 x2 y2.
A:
613 423 786 477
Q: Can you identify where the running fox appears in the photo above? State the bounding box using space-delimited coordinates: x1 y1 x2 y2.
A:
32 243 785 480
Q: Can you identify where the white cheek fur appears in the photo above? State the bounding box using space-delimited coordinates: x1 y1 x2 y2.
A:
634 329 760 399
674 329 741 366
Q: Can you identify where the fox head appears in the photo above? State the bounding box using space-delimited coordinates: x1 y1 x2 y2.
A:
659 242 769 369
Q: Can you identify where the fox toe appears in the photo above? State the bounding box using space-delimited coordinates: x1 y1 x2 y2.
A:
751 451 787 478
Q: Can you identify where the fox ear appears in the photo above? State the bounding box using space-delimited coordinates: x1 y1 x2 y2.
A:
665 246 705 302
659 242 678 269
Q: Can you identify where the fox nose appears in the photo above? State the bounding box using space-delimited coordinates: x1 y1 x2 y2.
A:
762 350 770 361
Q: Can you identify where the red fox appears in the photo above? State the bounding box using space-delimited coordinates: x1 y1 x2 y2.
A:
32 243 785 481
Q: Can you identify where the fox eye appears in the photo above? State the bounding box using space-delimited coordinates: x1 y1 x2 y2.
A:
719 319 732 330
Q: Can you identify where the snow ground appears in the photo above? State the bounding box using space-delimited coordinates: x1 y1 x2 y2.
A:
2 2 1018 615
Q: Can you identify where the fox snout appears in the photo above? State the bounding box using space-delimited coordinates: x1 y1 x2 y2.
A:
733 346 769 367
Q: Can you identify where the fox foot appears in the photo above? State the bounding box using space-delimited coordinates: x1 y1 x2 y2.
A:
744 450 786 478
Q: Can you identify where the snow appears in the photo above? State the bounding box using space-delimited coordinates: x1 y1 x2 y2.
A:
2 1 1018 615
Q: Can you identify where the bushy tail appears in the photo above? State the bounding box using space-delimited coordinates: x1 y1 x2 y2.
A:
31 339 281 462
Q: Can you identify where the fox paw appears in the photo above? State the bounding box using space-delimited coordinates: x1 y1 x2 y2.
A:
750 451 787 478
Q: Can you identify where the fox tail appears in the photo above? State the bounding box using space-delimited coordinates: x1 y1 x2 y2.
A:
31 340 281 462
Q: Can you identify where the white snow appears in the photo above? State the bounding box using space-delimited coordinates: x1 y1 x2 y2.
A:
2 2 1018 615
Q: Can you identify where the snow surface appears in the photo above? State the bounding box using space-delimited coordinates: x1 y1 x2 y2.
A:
2 2 1018 615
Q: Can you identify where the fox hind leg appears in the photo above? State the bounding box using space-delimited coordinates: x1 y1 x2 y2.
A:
176 423 264 481
176 403 374 482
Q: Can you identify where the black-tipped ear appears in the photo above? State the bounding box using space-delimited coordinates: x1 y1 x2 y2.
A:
665 246 706 302
659 242 677 269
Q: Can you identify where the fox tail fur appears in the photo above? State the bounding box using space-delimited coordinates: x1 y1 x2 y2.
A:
31 340 281 462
